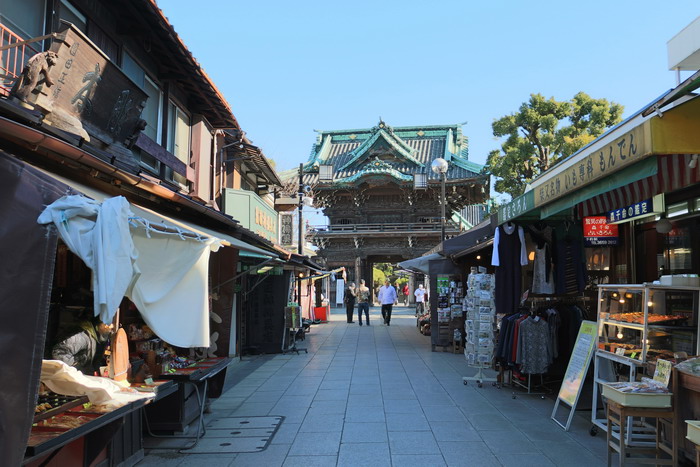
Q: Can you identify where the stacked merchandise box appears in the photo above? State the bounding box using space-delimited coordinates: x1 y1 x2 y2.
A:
436 275 463 347
464 268 496 368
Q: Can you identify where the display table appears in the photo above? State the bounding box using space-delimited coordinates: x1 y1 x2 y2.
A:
605 401 676 467
143 357 231 450
23 380 174 466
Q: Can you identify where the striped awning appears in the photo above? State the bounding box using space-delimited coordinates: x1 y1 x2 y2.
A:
577 154 700 217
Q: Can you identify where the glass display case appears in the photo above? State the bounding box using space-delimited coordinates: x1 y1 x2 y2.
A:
591 283 700 436
597 284 700 364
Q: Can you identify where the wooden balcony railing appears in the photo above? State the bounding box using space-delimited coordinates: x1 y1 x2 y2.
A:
310 221 460 235
0 23 43 96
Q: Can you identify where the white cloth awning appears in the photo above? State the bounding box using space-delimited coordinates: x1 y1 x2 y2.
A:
32 165 274 258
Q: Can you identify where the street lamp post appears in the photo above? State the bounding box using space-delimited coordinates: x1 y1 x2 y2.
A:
431 158 449 242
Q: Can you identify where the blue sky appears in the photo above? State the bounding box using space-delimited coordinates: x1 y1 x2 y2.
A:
158 1 699 179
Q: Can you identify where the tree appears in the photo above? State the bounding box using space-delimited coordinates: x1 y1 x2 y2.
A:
485 92 623 198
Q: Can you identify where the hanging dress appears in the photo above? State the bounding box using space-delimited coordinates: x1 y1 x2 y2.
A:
492 223 528 317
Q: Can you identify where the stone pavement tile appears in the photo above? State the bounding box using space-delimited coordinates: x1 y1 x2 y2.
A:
229 443 290 467
282 455 337 467
418 394 456 407
382 388 417 400
245 390 286 403
543 441 606 467
438 441 500 467
496 452 556 466
209 397 245 410
270 422 300 445
342 421 387 443
289 431 341 456
428 421 481 442
274 395 315 406
384 398 421 414
230 401 276 417
323 372 352 382
319 380 352 390
135 452 184 466
424 405 468 422
176 454 237 467
516 421 580 443
337 442 391 467
388 431 439 455
386 412 431 431
465 412 516 431
300 413 345 433
308 400 347 415
391 454 447 466
479 429 541 454
345 406 386 423
314 389 349 401
347 393 383 407
349 383 381 395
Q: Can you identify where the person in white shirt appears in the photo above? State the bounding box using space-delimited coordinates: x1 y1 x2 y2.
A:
377 279 398 325
414 283 426 316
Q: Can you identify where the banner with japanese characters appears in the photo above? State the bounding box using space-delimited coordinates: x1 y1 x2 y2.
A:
583 216 619 246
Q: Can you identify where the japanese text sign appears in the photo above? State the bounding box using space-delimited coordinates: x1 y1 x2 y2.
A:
583 216 619 246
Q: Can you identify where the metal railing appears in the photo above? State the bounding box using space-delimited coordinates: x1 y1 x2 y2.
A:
0 23 43 96
310 220 460 234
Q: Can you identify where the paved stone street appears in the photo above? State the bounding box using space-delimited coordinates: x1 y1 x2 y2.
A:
138 306 608 466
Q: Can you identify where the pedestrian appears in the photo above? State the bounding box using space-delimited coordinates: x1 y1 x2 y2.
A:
394 282 400 305
378 279 397 325
344 282 356 323
357 279 371 326
402 283 410 306
414 283 426 316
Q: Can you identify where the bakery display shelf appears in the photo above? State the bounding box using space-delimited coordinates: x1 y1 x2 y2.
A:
600 319 645 330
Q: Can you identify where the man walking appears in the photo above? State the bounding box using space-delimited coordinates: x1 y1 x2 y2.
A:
414 283 426 316
378 279 397 325
357 280 370 326
344 282 356 323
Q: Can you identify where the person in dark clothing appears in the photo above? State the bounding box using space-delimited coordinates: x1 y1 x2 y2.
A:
52 318 113 375
344 283 356 323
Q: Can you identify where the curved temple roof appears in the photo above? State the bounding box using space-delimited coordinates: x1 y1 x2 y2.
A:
283 120 485 187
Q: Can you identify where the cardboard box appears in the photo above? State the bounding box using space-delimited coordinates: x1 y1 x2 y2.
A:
601 383 672 408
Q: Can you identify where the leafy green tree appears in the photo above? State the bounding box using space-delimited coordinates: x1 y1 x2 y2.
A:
373 267 386 289
485 92 623 198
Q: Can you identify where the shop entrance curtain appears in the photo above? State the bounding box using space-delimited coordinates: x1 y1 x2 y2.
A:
38 194 221 348
0 152 66 467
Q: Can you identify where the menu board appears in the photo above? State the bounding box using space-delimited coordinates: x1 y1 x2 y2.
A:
551 321 597 431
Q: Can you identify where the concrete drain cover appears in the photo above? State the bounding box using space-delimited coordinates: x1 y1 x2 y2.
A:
185 416 284 454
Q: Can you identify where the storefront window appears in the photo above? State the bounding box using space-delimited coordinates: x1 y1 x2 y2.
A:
666 226 692 272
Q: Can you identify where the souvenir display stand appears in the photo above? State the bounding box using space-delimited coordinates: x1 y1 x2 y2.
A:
433 274 463 351
462 269 497 388
592 283 700 446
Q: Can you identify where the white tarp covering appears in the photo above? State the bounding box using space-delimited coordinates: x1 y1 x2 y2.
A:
37 195 138 324
129 227 220 348
41 360 154 405
38 195 220 347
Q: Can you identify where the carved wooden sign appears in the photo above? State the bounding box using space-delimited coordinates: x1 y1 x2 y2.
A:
28 23 146 146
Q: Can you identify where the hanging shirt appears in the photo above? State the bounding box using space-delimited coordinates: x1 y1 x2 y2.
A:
516 317 552 374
